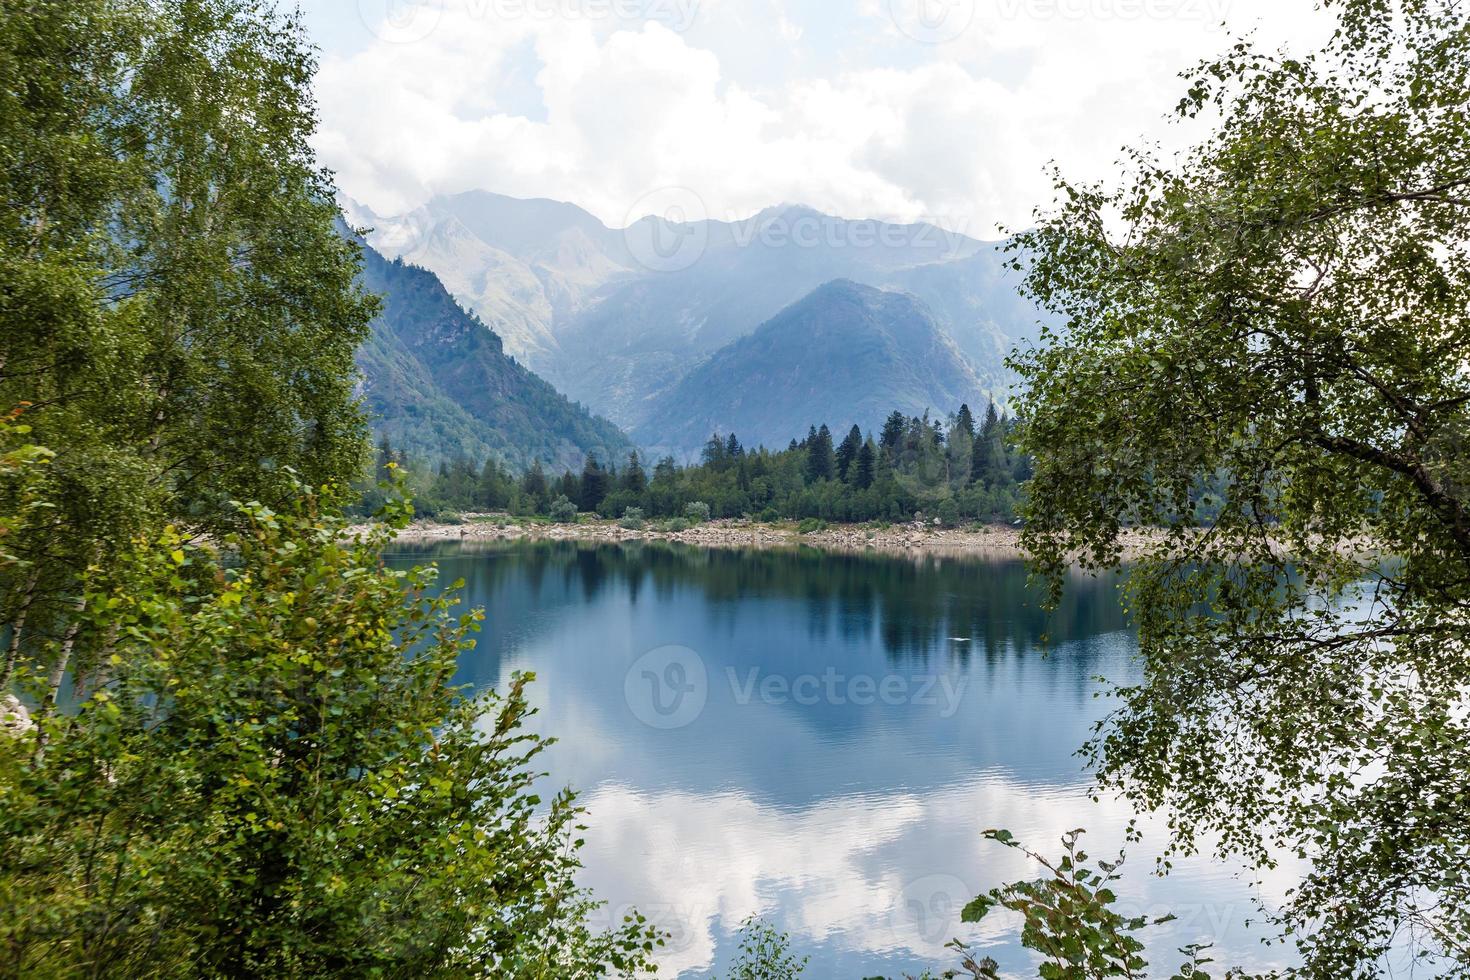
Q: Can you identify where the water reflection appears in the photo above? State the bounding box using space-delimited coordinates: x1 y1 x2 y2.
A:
384 540 1296 977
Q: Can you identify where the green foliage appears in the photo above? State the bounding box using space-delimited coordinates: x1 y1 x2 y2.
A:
382 405 1028 527
726 917 808 980
0 406 54 576
549 494 579 524
1 0 376 693
797 518 827 535
956 829 1212 980
805 425 836 482
1007 0 1470 973
0 490 662 977
619 507 646 530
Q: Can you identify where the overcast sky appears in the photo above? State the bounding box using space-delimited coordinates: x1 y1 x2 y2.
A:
303 0 1332 237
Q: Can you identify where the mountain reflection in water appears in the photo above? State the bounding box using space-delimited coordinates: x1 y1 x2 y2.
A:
384 540 1298 978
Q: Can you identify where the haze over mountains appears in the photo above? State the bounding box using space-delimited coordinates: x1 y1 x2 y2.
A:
351 229 632 472
636 281 987 453
345 191 1045 459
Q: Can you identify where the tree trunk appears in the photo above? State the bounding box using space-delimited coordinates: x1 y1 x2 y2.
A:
0 568 40 689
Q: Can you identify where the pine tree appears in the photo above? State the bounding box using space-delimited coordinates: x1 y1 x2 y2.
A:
579 456 610 513
701 434 727 468
477 458 512 510
880 411 907 457
955 403 976 441
982 400 1001 439
556 471 579 507
854 441 877 490
835 425 863 482
805 424 836 482
725 433 743 459
521 460 549 506
623 451 647 494
972 400 1007 486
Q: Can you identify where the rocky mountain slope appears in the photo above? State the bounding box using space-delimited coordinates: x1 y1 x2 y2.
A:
633 280 987 455
352 230 632 470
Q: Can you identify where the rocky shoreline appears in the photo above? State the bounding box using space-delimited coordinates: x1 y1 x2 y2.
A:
362 515 1170 559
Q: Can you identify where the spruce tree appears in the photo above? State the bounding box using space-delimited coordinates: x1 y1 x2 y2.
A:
623 451 647 494
521 460 549 507
880 411 907 457
854 441 877 490
835 425 863 482
805 424 836 482
701 434 727 468
579 456 610 513
955 403 977 441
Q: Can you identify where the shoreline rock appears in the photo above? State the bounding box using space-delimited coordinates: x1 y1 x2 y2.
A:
353 516 1358 562
359 515 1055 558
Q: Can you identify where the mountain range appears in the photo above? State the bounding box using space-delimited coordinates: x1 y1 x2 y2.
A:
351 228 632 472
345 192 1045 457
341 193 1046 458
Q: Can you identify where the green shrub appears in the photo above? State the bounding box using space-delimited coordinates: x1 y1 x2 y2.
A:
727 918 807 979
684 501 711 524
619 507 645 530
548 494 578 523
797 518 827 535
0 489 662 977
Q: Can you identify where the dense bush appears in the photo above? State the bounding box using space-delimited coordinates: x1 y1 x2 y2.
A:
0 492 661 977
549 495 579 523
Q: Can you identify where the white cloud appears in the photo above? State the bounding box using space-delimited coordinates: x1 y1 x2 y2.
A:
570 777 1302 977
315 0 1333 235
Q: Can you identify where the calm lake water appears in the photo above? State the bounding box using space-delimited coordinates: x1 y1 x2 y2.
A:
385 540 1297 978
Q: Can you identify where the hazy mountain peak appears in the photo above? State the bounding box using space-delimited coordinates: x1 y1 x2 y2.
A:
352 190 1044 441
631 278 988 455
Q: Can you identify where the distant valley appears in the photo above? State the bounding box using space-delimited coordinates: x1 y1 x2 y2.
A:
345 191 1046 460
